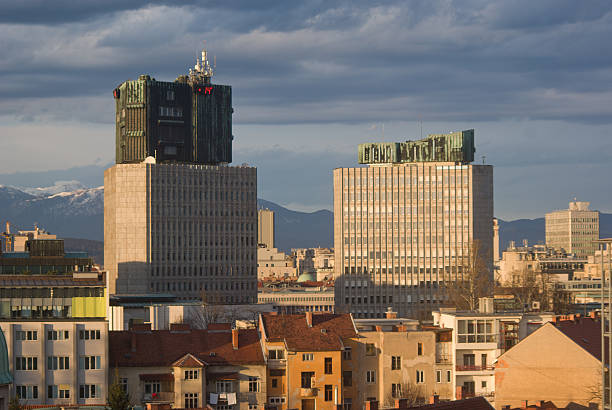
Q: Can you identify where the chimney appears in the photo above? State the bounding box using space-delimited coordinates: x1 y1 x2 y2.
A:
429 395 439 404
232 329 239 350
365 400 378 410
385 307 397 319
522 400 529 409
306 312 313 327
131 333 137 352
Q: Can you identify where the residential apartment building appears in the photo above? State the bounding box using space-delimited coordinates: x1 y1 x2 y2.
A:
497 242 586 285
334 130 493 319
432 305 555 401
0 273 108 406
495 317 601 410
545 201 599 258
344 312 454 407
258 312 358 410
258 246 296 280
109 323 266 409
258 209 275 249
104 162 258 303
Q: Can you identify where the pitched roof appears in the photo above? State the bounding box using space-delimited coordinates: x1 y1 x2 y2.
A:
172 353 205 368
110 328 264 367
554 317 602 361
404 397 493 410
260 313 357 351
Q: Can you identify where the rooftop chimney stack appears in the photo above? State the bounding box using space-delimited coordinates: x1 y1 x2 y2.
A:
232 329 239 350
305 312 313 327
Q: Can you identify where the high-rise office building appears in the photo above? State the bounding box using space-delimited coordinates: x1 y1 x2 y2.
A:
113 49 232 165
334 130 493 319
105 48 258 303
545 201 599 257
258 209 275 249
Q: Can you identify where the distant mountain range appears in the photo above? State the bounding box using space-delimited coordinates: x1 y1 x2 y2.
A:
1 182 610 266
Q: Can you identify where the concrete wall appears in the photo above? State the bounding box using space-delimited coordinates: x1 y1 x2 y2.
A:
494 323 600 409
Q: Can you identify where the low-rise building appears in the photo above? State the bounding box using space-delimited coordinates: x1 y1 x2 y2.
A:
259 312 357 410
494 316 601 409
110 323 266 409
432 305 555 402
0 273 108 407
257 246 296 280
293 248 334 282
258 285 335 314
344 311 454 407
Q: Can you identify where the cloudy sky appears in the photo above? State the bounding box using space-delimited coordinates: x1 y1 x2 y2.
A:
0 0 611 219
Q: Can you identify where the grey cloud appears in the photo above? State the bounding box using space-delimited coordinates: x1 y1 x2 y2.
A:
0 0 196 24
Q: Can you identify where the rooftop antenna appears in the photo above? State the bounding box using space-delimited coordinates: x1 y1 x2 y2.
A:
189 40 214 83
382 123 385 138
418 114 423 139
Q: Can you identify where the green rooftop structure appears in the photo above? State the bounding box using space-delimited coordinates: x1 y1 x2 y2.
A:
358 129 475 164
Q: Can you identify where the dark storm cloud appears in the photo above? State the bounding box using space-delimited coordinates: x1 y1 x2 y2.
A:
1 0 611 125
0 0 195 24
1 0 612 218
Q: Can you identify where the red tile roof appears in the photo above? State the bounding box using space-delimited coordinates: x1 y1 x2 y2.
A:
554 317 602 361
110 328 264 367
403 397 493 410
260 313 357 351
172 353 205 368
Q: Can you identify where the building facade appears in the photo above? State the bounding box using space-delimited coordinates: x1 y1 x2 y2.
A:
258 209 275 249
113 48 232 165
257 247 296 280
104 162 257 303
334 131 493 319
545 201 599 258
345 315 454 407
106 48 257 304
432 306 555 402
495 318 601 410
258 313 358 410
258 286 335 314
110 323 266 410
0 273 108 407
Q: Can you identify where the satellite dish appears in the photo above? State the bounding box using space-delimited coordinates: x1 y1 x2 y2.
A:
143 156 156 164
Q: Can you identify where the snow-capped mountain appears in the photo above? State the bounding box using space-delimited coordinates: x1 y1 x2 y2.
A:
0 183 104 240
20 180 88 197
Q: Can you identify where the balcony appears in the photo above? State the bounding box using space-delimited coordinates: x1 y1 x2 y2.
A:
300 388 318 397
456 365 494 372
267 359 287 369
435 355 453 364
143 392 174 403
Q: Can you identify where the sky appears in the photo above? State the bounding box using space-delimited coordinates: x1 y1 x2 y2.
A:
0 0 611 220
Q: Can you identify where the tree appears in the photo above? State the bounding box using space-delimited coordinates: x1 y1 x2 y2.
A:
182 304 223 329
108 369 130 410
447 240 493 311
384 382 425 407
8 397 21 410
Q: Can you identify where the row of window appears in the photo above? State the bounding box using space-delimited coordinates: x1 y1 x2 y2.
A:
15 330 99 341
15 356 101 371
16 384 101 399
342 175 470 186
